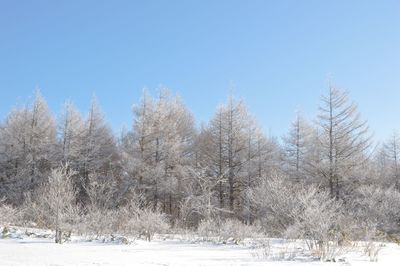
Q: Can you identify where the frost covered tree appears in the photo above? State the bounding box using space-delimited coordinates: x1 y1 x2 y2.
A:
316 86 371 200
77 97 119 205
33 164 80 243
0 91 57 204
198 99 246 214
282 113 315 182
179 166 225 226
54 101 86 199
242 128 280 223
125 89 196 218
382 131 400 189
57 101 84 167
197 95 275 218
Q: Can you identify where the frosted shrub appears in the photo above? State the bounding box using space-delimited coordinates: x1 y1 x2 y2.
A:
197 219 220 240
21 195 43 227
0 199 19 238
134 208 169 241
248 173 298 236
79 191 169 242
81 208 119 238
0 199 18 226
284 187 352 261
21 166 81 243
250 174 353 261
219 219 260 243
197 218 260 243
352 185 400 234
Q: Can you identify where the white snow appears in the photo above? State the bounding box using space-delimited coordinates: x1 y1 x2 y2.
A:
0 228 399 266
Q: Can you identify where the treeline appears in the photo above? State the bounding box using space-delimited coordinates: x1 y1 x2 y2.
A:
0 87 399 249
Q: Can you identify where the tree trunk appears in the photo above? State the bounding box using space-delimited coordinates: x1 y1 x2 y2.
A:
55 229 62 244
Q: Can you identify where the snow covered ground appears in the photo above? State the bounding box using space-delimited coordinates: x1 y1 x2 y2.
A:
0 227 399 266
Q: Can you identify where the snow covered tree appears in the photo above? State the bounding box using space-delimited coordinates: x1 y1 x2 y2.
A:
0 91 57 204
34 164 80 243
197 95 276 218
57 101 85 167
77 97 119 205
198 99 246 214
316 86 371 200
282 113 316 183
53 101 86 201
242 128 280 223
125 89 196 219
382 131 400 189
179 166 225 226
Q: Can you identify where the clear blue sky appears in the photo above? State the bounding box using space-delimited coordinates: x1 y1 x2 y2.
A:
1 0 400 141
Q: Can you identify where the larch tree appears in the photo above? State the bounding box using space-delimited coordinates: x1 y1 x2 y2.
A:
243 128 281 222
77 97 119 205
382 131 400 189
282 113 315 183
56 101 86 193
57 101 85 167
0 91 57 204
316 86 371 200
127 89 196 218
198 95 271 217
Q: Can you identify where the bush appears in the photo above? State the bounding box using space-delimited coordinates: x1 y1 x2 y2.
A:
197 218 261 243
249 174 353 261
248 173 298 236
0 198 19 226
134 208 169 241
197 218 220 240
219 219 260 243
351 185 400 235
284 187 353 261
80 191 169 242
80 208 119 238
